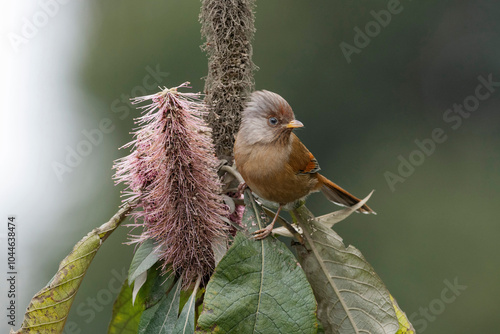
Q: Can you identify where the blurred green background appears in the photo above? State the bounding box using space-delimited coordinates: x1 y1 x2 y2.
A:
3 0 500 333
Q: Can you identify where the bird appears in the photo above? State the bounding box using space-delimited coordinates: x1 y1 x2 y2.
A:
234 90 375 239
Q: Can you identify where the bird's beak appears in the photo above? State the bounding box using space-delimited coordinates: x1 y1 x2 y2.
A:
286 119 304 128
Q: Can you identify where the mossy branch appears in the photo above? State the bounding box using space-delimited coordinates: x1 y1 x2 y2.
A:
200 0 258 160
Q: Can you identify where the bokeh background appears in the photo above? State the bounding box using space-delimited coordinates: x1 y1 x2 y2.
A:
2 0 499 333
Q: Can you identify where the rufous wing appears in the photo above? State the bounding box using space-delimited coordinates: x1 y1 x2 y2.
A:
288 133 321 175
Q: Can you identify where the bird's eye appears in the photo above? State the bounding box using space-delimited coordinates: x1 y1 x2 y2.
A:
268 117 279 126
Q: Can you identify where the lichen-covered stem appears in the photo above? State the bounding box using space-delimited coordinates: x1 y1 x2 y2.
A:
200 0 257 160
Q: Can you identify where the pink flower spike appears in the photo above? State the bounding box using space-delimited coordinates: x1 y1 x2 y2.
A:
113 83 228 285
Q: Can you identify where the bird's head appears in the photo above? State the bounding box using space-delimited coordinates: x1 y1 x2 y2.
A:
239 90 303 145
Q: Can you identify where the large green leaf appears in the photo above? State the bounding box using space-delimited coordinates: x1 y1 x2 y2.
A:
143 278 183 334
11 203 133 334
293 205 400 334
197 192 318 334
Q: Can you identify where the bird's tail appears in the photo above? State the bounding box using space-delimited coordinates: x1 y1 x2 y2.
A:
317 174 375 214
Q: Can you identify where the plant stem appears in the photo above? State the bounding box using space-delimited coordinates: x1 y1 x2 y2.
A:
220 165 245 184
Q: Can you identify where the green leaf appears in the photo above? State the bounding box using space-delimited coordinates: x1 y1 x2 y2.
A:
144 278 183 334
108 279 148 334
129 239 160 284
10 203 133 334
138 264 173 334
293 205 400 334
173 276 201 334
172 293 195 334
139 303 161 334
145 266 175 309
197 192 318 334
112 263 174 334
391 295 415 334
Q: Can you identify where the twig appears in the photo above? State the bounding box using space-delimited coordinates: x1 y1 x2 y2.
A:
220 165 245 184
246 189 263 230
99 201 135 242
262 207 304 244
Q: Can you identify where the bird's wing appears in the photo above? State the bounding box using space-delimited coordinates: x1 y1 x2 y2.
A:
289 133 321 175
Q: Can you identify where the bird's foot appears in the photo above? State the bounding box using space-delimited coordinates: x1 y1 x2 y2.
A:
252 204 282 240
237 181 248 195
252 224 275 240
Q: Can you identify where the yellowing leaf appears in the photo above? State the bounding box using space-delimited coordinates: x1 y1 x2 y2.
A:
391 295 415 334
108 279 146 334
11 203 133 334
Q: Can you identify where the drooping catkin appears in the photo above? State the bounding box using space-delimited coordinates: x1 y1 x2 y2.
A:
114 83 227 284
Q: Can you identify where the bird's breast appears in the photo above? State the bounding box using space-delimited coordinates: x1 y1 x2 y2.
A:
234 141 318 204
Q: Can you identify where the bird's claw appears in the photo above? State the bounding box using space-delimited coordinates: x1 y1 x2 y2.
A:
252 225 274 240
237 182 248 195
